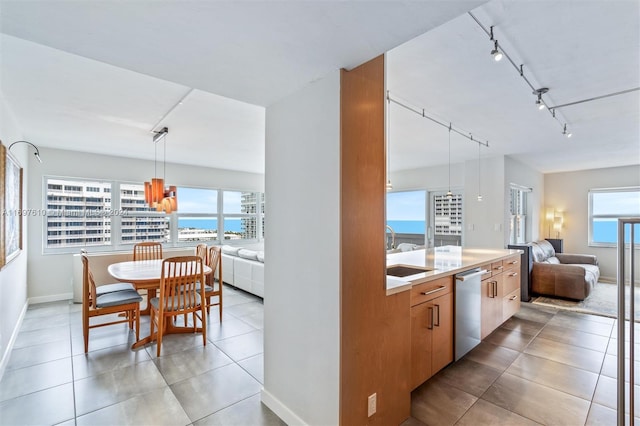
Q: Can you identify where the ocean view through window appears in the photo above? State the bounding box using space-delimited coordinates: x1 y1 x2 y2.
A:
589 187 640 246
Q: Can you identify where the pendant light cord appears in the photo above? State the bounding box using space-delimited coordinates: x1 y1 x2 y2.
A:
448 123 452 194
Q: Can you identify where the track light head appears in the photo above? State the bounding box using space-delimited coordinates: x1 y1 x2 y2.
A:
491 40 502 61
533 88 549 111
562 124 572 138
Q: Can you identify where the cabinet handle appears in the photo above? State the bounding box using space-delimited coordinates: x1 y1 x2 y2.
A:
421 286 447 296
434 304 440 327
509 260 519 265
493 281 498 297
509 295 518 301
509 272 518 277
494 265 503 271
427 307 434 330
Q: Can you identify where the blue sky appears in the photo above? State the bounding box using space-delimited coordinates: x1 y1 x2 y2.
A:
176 188 245 214
386 190 426 221
592 190 640 215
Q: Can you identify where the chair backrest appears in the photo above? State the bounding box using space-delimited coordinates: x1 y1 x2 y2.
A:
207 246 222 285
195 243 208 263
159 256 205 312
133 242 163 261
81 254 97 310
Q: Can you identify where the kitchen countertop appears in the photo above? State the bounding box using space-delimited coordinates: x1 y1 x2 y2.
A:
386 246 523 295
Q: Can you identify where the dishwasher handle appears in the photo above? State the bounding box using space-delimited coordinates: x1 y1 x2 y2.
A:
455 269 489 281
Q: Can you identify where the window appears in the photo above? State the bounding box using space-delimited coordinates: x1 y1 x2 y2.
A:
386 190 427 248
45 178 112 249
589 187 640 246
509 184 531 245
432 192 463 246
44 177 263 253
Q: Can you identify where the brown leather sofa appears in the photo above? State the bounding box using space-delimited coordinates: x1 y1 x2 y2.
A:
529 240 600 300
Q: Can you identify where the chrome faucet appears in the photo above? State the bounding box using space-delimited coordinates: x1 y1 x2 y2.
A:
386 225 396 250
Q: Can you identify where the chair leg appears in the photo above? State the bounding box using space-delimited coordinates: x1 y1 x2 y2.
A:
83 312 89 353
201 306 207 347
206 296 211 315
219 292 223 322
156 314 164 357
135 305 140 342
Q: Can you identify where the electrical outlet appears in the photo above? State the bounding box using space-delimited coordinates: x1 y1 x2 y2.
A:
367 393 377 417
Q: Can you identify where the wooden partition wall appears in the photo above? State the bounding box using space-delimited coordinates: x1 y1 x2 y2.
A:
340 55 411 425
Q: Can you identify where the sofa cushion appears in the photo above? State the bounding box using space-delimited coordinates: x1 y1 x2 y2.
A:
222 245 241 256
238 248 259 261
545 256 561 265
256 251 264 263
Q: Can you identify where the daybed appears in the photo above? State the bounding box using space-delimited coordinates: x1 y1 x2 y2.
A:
221 243 264 298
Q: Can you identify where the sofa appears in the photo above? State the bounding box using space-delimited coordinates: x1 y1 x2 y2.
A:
221 243 264 298
528 239 600 300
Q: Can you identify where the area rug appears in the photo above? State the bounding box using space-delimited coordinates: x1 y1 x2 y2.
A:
532 281 640 320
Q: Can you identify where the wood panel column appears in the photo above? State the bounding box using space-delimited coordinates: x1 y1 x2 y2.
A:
340 55 411 425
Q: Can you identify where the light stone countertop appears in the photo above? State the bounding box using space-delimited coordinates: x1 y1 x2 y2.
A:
386 246 523 295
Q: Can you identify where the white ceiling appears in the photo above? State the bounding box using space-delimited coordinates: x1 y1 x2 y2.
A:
0 0 638 175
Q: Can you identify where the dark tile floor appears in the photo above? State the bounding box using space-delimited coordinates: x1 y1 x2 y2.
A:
408 303 638 426
0 285 284 426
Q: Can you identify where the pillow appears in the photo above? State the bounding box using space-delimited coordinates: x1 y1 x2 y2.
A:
222 245 241 256
238 248 259 261
256 251 265 263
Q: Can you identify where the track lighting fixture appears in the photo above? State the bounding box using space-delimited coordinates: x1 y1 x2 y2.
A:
491 40 503 62
562 124 572 138
534 88 548 111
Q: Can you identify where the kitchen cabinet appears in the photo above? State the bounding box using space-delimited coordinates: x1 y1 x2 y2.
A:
410 276 453 390
480 255 521 339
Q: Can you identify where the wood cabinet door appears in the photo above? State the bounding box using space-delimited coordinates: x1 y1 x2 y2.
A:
431 292 453 374
481 277 502 339
411 301 433 389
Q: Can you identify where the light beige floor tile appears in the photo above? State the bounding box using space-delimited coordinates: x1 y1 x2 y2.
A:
506 353 599 400
237 353 264 384
76 387 191 426
13 324 70 349
207 318 258 342
6 339 71 371
74 359 167 416
154 344 234 384
482 373 591 425
193 394 285 426
213 330 263 362
170 363 261 422
0 383 74 425
72 342 152 380
0 357 72 402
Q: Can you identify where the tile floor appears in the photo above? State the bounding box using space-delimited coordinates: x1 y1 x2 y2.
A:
1 292 636 426
408 303 638 426
0 285 284 426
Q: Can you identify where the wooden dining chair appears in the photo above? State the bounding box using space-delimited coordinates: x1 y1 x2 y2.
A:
150 256 207 357
203 246 223 320
133 241 163 261
81 254 142 353
195 243 208 263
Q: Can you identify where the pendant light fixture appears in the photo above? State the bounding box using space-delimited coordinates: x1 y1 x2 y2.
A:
386 92 393 191
446 123 453 198
144 127 178 213
489 26 503 62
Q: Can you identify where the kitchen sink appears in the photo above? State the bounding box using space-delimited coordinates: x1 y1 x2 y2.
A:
386 265 433 277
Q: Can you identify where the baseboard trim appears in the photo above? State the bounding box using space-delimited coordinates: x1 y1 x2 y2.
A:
0 300 29 382
261 387 307 426
28 293 73 305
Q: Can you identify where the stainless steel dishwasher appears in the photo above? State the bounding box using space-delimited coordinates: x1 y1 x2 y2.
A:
454 268 487 361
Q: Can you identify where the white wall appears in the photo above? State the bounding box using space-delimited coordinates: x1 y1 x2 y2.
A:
0 93 30 378
26 147 264 302
545 165 640 281
263 70 340 425
390 162 464 192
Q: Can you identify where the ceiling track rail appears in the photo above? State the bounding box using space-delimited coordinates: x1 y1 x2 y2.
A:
387 91 489 148
547 87 640 110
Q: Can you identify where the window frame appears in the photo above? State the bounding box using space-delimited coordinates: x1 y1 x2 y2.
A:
42 176 264 254
588 186 640 248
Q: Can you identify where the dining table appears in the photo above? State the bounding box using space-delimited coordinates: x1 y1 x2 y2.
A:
107 258 212 349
